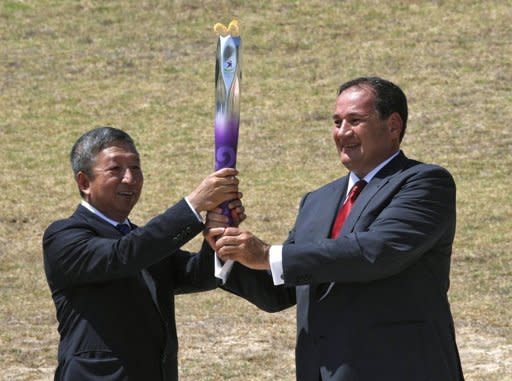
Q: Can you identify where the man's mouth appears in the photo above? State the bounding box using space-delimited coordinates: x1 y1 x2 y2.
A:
342 143 359 150
118 191 135 197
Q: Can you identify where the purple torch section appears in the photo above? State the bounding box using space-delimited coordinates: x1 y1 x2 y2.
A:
214 117 240 170
214 26 241 223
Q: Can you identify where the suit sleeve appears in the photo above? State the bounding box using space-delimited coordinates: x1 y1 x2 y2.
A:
282 166 456 285
171 240 220 294
222 263 297 313
43 199 204 288
218 196 310 312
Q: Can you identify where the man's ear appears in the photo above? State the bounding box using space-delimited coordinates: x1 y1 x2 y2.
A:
76 171 91 197
387 112 403 140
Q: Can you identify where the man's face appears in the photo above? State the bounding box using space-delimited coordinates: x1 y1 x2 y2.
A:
332 86 401 178
78 141 143 222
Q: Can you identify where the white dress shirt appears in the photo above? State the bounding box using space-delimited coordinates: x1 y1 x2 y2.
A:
81 200 129 227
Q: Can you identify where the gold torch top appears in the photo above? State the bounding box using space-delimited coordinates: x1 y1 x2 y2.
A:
213 19 240 37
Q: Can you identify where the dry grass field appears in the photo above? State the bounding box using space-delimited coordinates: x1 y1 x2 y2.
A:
0 1 511 380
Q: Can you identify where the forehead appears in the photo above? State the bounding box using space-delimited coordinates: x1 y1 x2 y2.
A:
96 141 139 161
334 86 376 116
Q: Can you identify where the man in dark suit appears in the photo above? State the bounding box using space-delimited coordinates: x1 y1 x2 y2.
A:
43 126 243 381
208 77 465 380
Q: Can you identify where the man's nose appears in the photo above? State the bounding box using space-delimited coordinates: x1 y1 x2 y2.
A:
122 168 137 183
336 120 352 137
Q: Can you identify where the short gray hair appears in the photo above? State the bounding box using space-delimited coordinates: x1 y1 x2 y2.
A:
70 126 138 177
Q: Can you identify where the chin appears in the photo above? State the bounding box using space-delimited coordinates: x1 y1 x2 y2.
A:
340 155 353 168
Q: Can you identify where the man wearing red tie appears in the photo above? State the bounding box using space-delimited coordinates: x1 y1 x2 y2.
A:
207 77 465 381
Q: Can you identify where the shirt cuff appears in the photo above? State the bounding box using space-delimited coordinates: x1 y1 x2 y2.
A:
184 196 203 223
269 245 284 285
215 255 234 284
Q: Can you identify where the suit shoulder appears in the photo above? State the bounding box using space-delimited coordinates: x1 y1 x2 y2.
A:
402 160 454 180
43 208 97 242
44 216 75 238
398 160 456 193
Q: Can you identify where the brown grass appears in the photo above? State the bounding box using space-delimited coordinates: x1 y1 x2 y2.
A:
0 0 511 380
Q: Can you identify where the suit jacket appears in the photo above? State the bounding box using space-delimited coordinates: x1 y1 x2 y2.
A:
223 152 465 381
43 199 218 381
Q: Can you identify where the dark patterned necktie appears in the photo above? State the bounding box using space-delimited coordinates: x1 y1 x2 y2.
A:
116 223 131 236
330 180 367 239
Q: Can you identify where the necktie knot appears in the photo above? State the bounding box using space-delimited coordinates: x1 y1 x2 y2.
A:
348 180 367 201
116 223 131 236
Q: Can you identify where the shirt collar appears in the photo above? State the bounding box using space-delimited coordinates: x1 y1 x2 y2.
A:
347 150 400 196
80 200 129 227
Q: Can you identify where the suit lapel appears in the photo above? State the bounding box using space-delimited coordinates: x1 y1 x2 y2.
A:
140 269 164 319
127 226 165 322
125 222 164 320
319 177 350 238
75 205 165 321
341 152 408 234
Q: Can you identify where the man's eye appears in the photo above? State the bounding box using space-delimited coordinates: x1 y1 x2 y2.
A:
334 120 342 127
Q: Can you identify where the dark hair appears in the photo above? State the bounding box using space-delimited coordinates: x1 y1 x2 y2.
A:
70 126 138 177
337 76 408 142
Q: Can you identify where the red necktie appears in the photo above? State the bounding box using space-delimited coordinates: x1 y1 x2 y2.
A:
330 180 367 239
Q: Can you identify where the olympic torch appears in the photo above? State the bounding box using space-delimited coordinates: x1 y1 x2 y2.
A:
213 20 241 225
